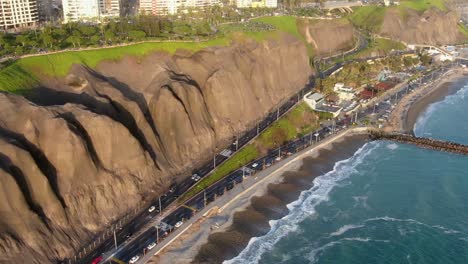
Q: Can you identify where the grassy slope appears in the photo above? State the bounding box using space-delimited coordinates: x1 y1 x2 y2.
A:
349 0 447 33
180 102 320 202
0 16 304 93
459 24 468 38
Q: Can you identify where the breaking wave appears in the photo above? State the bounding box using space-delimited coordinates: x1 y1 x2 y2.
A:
223 142 379 264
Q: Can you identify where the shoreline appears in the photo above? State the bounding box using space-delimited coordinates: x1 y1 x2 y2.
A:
148 67 468 264
388 68 468 133
147 128 369 264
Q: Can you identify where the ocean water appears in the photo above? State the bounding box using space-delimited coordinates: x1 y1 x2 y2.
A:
225 78 468 264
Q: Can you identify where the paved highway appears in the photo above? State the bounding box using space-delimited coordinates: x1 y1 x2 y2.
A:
76 54 458 264
109 65 456 264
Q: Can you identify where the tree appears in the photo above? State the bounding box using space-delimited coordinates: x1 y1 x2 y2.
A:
104 30 116 44
15 35 29 47
66 35 81 48
128 30 146 41
39 32 53 49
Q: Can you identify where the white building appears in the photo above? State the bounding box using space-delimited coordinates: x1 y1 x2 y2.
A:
0 0 38 30
237 0 276 8
63 0 120 22
304 91 342 118
333 83 355 103
140 0 219 15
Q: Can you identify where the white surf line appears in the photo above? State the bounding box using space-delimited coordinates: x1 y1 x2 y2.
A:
219 127 368 212
151 223 193 258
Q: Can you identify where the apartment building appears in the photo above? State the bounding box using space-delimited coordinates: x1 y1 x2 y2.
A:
0 0 39 30
139 0 219 15
62 0 120 22
237 0 276 8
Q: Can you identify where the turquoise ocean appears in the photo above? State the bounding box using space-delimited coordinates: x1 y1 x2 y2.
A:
225 78 468 264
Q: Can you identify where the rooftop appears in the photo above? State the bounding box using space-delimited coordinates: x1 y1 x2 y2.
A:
305 92 324 102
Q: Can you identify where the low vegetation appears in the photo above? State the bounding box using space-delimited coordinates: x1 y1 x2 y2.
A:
399 0 447 12
179 102 322 203
349 6 386 33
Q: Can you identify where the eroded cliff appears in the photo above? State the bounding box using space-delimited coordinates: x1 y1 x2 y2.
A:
380 8 465 45
298 18 356 56
0 35 311 263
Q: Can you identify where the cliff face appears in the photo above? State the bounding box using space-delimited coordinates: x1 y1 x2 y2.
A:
380 8 466 45
0 35 311 263
298 18 356 56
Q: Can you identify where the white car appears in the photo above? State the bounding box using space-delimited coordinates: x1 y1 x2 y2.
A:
148 206 156 213
175 221 183 228
146 241 157 250
129 255 140 263
191 174 201 182
251 163 259 168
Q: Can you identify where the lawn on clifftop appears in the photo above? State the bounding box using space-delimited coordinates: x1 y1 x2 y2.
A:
179 102 321 203
0 16 304 93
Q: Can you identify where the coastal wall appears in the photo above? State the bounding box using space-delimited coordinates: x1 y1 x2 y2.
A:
0 36 312 263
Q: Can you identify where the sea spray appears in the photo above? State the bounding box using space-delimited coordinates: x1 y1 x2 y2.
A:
223 142 379 264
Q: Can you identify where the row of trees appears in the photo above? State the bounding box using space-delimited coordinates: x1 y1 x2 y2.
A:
0 4 281 58
0 16 213 57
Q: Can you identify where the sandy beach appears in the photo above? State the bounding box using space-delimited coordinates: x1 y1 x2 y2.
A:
388 68 468 133
146 66 468 264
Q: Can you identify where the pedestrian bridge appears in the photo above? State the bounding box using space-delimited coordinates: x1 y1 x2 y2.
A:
369 130 468 156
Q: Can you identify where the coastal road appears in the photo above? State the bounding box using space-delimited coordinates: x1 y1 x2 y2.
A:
117 65 457 264
79 57 458 264
77 83 313 264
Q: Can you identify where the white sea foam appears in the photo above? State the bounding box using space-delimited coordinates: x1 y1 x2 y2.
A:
307 237 389 263
352 195 369 209
223 142 379 264
386 143 399 150
414 82 468 136
329 224 365 237
365 216 462 236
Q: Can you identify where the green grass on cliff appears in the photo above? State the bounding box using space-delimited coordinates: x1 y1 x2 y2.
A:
0 16 303 93
349 6 386 33
399 0 446 12
180 144 259 202
179 102 320 203
349 0 447 32
459 24 468 38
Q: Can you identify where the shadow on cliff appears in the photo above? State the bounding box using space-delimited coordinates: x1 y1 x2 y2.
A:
27 85 162 170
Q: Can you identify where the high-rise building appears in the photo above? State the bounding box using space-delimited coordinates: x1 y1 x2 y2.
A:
0 0 39 30
139 0 219 16
240 0 276 8
62 0 120 22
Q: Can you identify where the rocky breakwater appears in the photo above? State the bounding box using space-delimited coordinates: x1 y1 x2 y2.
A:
369 130 468 155
0 35 311 263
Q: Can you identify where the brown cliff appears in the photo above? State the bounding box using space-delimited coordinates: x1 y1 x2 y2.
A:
380 8 466 45
0 35 311 263
298 18 356 56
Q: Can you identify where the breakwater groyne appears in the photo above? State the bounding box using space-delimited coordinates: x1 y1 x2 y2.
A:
369 130 468 156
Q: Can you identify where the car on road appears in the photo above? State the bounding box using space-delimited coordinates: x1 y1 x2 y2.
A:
250 163 259 169
147 241 157 250
148 206 156 213
175 221 183 228
91 256 103 264
129 255 140 263
191 174 201 182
